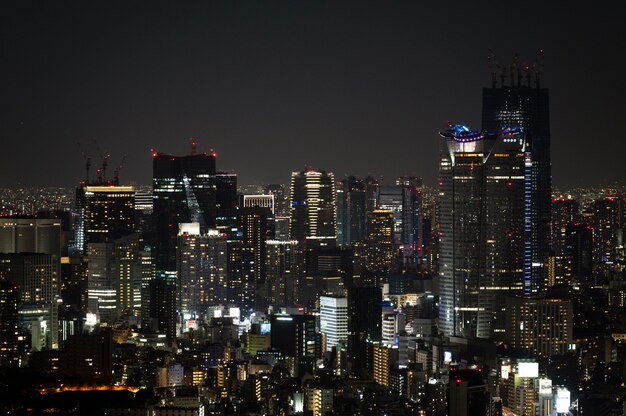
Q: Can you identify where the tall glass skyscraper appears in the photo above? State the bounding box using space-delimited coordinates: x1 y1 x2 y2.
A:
438 124 526 339
482 84 551 296
152 150 216 276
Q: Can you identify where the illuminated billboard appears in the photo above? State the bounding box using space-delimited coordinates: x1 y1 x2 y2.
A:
555 388 570 413
518 361 539 378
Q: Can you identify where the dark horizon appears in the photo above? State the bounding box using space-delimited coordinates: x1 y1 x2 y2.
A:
2 1 626 188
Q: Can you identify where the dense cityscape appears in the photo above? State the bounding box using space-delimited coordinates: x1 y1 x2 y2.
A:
3 1 626 415
1 52 626 416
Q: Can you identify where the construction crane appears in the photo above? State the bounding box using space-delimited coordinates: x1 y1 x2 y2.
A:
113 155 126 185
93 138 111 184
77 142 91 184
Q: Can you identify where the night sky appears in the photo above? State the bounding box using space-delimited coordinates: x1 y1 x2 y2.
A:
2 1 625 188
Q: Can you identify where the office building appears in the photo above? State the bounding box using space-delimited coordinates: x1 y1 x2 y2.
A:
0 218 62 257
265 240 303 308
336 176 366 245
177 223 227 317
365 209 395 278
348 286 382 376
319 295 348 352
86 242 117 322
76 185 135 252
289 168 337 247
302 247 352 308
270 313 316 358
506 296 573 357
438 124 526 339
152 148 217 276
0 280 20 367
0 253 59 305
215 171 238 237
243 194 275 214
236 206 271 313
592 196 625 277
482 69 551 296
551 198 580 286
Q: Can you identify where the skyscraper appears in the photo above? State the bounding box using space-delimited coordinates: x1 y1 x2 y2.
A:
215 171 238 238
177 223 227 317
348 286 382 376
336 176 366 246
505 296 572 357
152 148 217 277
264 240 303 308
237 206 271 313
0 280 20 367
319 295 348 352
482 61 551 296
75 185 136 254
364 209 395 279
438 124 526 339
289 168 337 247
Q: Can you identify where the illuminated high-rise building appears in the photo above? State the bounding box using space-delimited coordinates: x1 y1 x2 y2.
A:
0 253 59 305
336 176 366 246
152 147 217 277
75 185 135 253
396 176 423 266
86 242 117 322
365 209 395 278
289 168 337 247
215 171 238 238
319 295 348 352
592 196 625 278
0 253 60 349
264 240 303 308
177 223 227 317
0 280 20 367
505 296 572 357
482 62 551 296
236 206 271 313
113 233 142 317
438 124 526 339
551 198 580 286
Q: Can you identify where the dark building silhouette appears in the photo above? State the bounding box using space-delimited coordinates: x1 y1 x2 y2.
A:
143 278 176 343
236 206 271 313
348 286 382 376
152 149 216 277
270 313 315 358
448 369 489 416
215 171 238 237
482 76 551 296
337 176 366 246
0 280 20 367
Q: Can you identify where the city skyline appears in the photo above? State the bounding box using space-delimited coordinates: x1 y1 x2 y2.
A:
2 2 626 188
